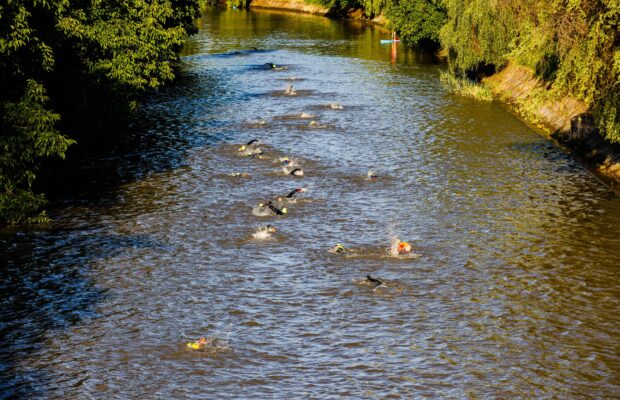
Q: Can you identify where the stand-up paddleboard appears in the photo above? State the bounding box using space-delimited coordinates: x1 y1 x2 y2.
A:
380 39 400 44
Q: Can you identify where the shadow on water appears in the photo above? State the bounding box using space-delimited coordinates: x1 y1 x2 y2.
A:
38 62 236 207
0 229 165 400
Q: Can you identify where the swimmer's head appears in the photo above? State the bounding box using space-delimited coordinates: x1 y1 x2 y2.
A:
335 244 345 252
397 241 412 254
266 225 277 233
298 187 306 192
282 207 288 214
238 145 246 152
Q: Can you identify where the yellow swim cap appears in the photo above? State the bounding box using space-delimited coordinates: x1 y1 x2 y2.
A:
282 208 288 214
239 145 246 151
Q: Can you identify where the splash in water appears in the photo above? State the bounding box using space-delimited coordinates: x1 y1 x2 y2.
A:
186 336 230 353
284 85 297 96
388 237 416 257
252 225 277 239
230 172 250 178
281 166 304 176
308 120 327 129
253 201 287 216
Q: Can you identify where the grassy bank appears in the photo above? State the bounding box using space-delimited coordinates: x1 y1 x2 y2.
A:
249 0 620 183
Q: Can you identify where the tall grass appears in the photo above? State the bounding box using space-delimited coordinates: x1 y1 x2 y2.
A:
439 69 493 102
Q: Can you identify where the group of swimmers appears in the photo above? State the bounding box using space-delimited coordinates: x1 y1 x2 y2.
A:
186 60 415 350
236 138 308 223
251 65 416 279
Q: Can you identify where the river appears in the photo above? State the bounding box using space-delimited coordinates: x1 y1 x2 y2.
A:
1 8 620 399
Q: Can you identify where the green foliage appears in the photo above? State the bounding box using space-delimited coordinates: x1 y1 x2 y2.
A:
225 0 252 9
0 80 74 224
305 0 446 47
439 0 515 72
385 0 446 47
359 0 386 17
439 0 620 143
0 0 201 224
439 69 493 101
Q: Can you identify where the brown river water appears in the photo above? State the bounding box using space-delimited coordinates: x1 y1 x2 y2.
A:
1 8 620 399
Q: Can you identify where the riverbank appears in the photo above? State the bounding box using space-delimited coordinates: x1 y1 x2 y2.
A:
484 63 620 188
249 0 328 15
245 1 620 189
249 0 387 25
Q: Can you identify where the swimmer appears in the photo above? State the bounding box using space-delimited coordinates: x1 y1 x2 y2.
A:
284 187 306 199
252 225 277 239
284 85 297 96
330 243 346 254
367 170 378 179
366 275 383 286
186 336 229 351
275 187 306 202
239 147 263 157
186 337 208 350
288 168 304 176
265 63 287 71
277 156 294 165
329 103 343 109
238 138 260 152
258 201 288 216
391 241 412 256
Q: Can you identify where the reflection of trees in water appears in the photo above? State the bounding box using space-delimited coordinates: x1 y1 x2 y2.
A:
192 8 438 64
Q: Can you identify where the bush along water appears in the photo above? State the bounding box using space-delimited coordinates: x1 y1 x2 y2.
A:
438 0 619 143
308 0 619 144
0 0 202 224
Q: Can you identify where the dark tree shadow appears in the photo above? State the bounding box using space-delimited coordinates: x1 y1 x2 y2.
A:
0 229 165 399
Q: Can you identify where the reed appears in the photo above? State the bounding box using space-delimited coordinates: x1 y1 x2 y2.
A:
439 70 493 102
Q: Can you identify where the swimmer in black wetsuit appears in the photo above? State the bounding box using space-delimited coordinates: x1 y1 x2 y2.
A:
275 187 306 202
285 187 306 198
265 63 287 70
366 275 383 285
239 139 260 152
259 201 287 215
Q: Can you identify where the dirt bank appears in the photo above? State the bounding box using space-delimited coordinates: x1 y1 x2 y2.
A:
244 2 619 188
484 63 620 188
249 0 386 25
249 0 329 15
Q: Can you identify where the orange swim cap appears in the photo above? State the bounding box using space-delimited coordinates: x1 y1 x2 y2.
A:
397 242 411 253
